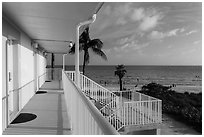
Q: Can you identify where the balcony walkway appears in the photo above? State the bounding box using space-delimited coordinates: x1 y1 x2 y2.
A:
3 81 71 135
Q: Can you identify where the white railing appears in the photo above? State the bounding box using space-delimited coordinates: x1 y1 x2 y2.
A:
80 74 118 106
38 72 47 89
113 91 162 130
2 94 8 131
122 100 162 126
66 71 162 132
62 70 119 135
66 71 75 82
2 79 36 131
2 72 47 131
66 71 118 107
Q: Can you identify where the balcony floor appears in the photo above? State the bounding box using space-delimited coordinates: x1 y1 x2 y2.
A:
3 81 71 135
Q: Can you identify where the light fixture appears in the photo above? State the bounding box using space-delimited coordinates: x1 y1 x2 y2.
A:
32 42 38 49
68 41 73 48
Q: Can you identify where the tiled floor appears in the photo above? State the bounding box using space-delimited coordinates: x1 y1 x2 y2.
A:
3 81 71 135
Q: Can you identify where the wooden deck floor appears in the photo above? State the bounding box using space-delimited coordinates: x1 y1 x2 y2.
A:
3 81 71 135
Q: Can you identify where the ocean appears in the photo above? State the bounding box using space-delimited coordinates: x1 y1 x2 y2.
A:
66 65 202 93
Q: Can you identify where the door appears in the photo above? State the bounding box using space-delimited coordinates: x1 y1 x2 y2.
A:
2 36 8 130
7 39 14 121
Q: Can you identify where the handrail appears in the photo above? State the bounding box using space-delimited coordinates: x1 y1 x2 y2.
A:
99 99 115 111
82 74 112 92
66 70 162 132
114 90 161 101
63 70 119 135
124 100 162 103
8 79 35 93
7 72 47 94
38 72 47 79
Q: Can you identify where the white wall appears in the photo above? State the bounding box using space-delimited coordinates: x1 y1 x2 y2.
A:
2 17 47 127
19 45 35 108
38 54 46 87
39 54 46 76
2 36 8 131
19 45 34 86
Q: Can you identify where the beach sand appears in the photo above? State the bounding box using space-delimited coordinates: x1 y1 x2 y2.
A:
160 114 200 135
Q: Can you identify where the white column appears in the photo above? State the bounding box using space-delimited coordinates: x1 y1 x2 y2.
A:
12 42 19 112
75 25 80 86
63 54 66 71
75 14 96 87
36 53 39 90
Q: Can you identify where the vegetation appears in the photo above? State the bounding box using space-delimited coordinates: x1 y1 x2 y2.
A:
114 64 127 91
69 27 107 75
138 82 202 133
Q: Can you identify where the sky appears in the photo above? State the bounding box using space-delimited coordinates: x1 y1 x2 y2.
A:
65 2 202 66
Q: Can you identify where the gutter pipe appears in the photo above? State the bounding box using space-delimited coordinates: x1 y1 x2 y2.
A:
75 14 97 86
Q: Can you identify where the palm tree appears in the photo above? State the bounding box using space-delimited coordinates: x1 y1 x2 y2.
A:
51 53 54 80
114 64 127 91
69 27 107 75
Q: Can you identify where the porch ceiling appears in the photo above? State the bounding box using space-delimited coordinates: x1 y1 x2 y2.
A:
2 2 101 53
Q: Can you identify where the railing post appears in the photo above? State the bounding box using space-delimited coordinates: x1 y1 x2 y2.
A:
63 54 66 71
139 93 141 101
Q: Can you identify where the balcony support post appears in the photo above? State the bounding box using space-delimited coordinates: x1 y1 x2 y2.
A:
75 14 96 86
63 54 67 71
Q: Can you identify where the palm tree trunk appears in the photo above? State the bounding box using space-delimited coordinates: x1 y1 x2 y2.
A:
82 51 86 75
119 78 123 91
51 53 54 80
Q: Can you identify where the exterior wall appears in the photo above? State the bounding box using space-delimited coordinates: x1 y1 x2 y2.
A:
38 54 46 87
2 36 8 131
2 16 47 130
19 45 35 108
12 43 19 116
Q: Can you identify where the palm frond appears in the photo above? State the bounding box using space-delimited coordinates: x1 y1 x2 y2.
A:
115 71 119 76
88 39 103 49
91 47 108 61
114 64 127 78
80 27 90 44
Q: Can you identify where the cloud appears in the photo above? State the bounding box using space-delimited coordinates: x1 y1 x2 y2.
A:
131 8 145 21
103 5 111 15
168 29 180 36
139 13 163 31
193 40 201 45
117 34 137 45
93 3 164 32
149 31 165 39
149 28 185 39
130 7 164 31
186 30 197 35
112 39 150 54
116 17 127 25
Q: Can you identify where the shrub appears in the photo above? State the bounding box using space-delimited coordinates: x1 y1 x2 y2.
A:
139 82 202 133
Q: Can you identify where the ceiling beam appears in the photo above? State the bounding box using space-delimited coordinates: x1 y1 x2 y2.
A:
32 39 72 43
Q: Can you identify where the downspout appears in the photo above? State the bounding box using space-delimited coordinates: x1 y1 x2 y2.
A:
75 14 97 86
63 53 67 71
